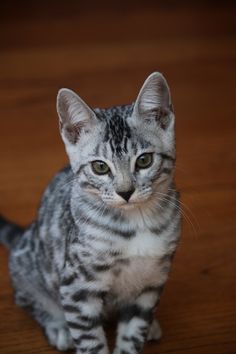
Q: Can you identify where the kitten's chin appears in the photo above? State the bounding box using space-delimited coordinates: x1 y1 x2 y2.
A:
103 199 137 210
118 202 138 210
107 198 152 211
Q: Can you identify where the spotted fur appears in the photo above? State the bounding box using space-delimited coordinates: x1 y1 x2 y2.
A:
0 72 181 354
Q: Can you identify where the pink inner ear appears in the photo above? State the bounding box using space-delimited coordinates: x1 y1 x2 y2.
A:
63 123 82 145
158 111 172 130
138 106 172 129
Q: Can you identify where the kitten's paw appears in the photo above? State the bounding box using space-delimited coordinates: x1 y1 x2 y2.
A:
45 322 74 351
147 318 162 341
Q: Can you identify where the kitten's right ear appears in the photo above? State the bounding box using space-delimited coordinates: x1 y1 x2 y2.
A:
57 88 96 145
132 72 174 130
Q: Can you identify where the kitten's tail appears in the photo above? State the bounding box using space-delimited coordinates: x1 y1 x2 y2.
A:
0 215 24 249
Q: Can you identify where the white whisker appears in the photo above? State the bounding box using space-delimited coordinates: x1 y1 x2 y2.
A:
153 191 199 237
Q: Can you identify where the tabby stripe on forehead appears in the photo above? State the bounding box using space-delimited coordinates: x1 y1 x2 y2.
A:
109 138 115 154
124 136 128 153
102 143 108 159
104 114 131 157
94 144 100 156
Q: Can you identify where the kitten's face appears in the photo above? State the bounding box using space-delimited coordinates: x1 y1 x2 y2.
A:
57 72 175 211
77 114 174 210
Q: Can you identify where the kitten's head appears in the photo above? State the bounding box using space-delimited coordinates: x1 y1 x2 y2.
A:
57 72 175 210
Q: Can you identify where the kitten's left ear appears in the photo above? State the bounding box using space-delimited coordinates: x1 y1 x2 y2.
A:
57 88 98 171
133 72 174 129
57 88 97 145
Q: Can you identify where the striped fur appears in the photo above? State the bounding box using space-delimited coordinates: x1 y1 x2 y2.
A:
0 72 181 354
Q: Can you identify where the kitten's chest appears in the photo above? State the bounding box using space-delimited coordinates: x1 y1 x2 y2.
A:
110 256 165 301
123 229 167 258
108 230 168 300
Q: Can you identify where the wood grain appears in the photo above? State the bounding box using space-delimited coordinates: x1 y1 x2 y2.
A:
0 2 236 353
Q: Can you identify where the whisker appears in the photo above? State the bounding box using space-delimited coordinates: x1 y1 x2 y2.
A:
153 192 199 237
154 190 200 233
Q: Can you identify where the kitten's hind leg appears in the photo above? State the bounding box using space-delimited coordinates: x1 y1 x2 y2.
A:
45 320 74 351
147 318 162 341
9 230 74 351
15 291 74 351
34 302 74 351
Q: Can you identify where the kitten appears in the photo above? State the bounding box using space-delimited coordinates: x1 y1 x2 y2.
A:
0 72 181 354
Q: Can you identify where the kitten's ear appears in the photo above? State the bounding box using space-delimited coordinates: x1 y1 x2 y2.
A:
133 72 174 129
57 88 96 145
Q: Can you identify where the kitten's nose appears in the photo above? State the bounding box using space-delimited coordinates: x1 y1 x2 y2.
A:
117 189 135 202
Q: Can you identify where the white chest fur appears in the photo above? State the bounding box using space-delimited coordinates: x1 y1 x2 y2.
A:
109 230 169 301
123 229 167 258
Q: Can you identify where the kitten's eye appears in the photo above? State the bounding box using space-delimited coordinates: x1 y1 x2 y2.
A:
91 161 110 175
136 153 153 170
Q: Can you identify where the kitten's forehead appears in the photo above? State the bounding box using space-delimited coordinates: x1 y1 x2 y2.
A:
95 105 134 158
104 114 131 157
93 104 163 162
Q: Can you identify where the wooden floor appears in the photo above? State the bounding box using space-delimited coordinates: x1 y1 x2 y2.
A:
0 1 236 353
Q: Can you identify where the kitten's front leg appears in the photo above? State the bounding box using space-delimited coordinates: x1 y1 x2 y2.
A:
60 278 109 354
114 289 160 354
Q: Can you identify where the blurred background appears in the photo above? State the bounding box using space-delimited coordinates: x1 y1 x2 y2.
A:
0 1 236 354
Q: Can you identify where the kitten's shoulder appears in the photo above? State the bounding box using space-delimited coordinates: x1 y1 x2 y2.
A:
39 165 73 211
47 165 73 191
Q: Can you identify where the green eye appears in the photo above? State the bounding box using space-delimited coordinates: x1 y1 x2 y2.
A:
91 161 110 175
136 153 153 170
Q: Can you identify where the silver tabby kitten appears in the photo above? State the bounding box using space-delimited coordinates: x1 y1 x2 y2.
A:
0 72 181 354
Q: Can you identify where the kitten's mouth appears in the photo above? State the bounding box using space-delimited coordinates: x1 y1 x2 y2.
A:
102 193 153 210
114 198 151 211
119 201 137 209
104 199 138 210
